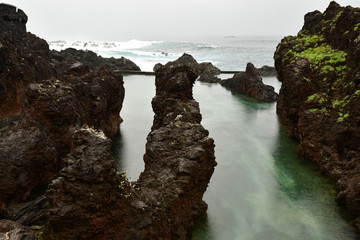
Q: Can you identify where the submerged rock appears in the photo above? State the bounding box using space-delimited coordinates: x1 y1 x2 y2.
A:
274 1 360 227
220 62 278 102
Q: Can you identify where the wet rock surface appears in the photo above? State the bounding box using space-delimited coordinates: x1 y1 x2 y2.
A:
220 62 278 102
274 1 360 227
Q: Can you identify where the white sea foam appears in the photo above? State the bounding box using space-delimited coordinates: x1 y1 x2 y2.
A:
48 36 281 71
48 39 162 52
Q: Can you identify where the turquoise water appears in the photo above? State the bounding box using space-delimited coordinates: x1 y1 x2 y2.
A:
111 75 359 239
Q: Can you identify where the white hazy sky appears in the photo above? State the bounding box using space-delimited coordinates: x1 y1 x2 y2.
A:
3 0 360 41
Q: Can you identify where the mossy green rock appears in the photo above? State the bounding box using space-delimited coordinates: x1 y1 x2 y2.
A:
274 1 360 229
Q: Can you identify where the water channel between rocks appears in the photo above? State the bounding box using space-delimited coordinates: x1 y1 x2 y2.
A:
111 75 359 240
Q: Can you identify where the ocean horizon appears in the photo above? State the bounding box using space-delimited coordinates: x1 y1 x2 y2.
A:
48 35 284 72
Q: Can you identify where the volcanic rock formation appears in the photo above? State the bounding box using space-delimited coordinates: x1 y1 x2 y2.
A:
0 67 124 212
43 56 216 239
0 3 139 121
220 62 278 102
156 53 222 83
0 4 216 239
256 65 277 76
0 219 38 240
274 1 360 227
0 3 52 119
50 48 141 77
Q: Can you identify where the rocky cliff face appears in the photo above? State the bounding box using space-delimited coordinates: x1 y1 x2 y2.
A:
137 57 216 239
221 62 278 102
0 5 216 238
0 4 52 119
274 1 360 227
0 4 139 121
43 56 216 239
0 67 124 208
0 3 128 237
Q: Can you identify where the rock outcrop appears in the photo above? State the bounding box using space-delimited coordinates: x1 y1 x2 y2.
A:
0 219 38 240
220 62 278 102
0 4 52 119
43 56 216 239
137 57 216 239
274 1 360 227
197 62 222 83
0 4 125 236
156 54 222 83
0 67 124 209
0 3 139 121
50 48 140 77
0 4 215 239
256 65 277 76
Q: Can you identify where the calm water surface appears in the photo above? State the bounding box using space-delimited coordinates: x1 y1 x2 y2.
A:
112 75 359 240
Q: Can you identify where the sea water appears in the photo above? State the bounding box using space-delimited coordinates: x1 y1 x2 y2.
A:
48 35 280 71
50 37 360 239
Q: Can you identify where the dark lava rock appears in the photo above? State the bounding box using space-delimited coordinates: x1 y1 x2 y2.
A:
0 5 215 239
43 127 132 240
43 55 216 240
0 219 38 240
136 56 217 239
0 3 135 121
7 195 48 226
197 62 222 83
256 65 277 76
50 48 140 77
0 3 27 41
197 74 221 83
220 62 278 102
0 4 52 119
154 53 200 74
199 62 221 75
156 54 222 83
274 1 360 227
0 67 124 207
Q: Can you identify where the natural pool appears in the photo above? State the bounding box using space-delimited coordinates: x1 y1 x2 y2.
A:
111 75 359 240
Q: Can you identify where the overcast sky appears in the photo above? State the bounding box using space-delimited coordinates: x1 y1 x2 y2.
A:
3 0 360 41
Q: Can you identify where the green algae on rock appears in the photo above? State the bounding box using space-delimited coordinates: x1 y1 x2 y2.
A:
275 0 360 230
